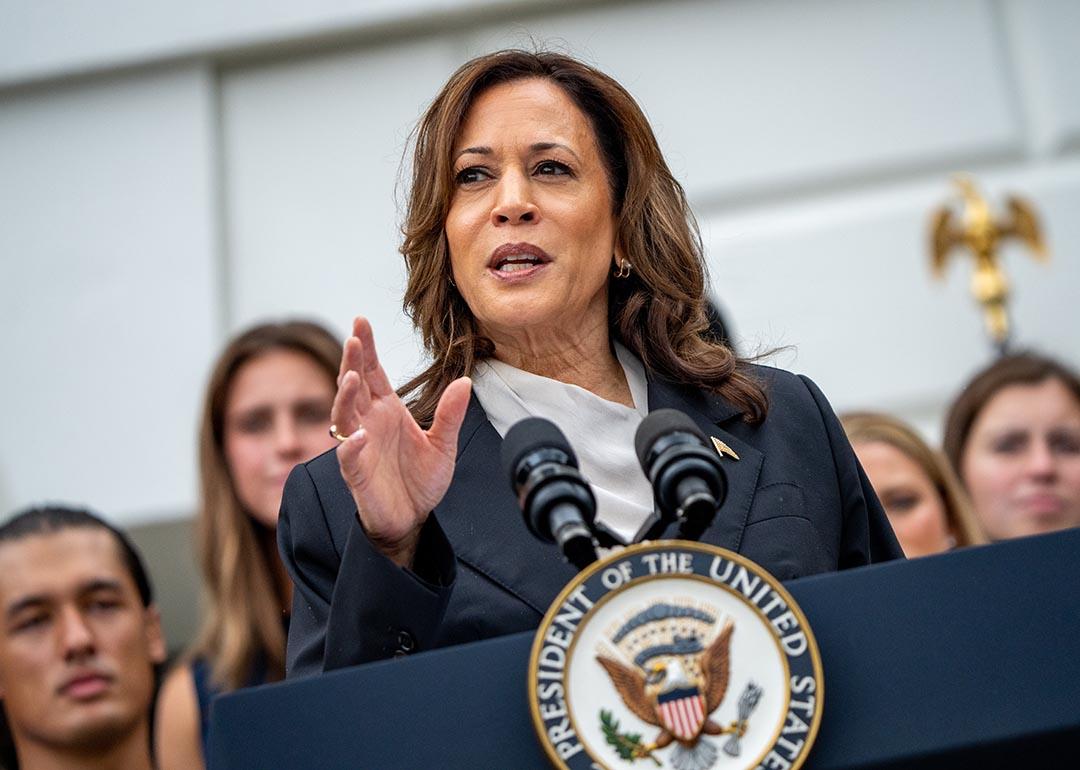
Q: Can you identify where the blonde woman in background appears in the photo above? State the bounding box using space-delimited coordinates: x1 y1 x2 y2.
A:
155 321 342 770
842 412 985 558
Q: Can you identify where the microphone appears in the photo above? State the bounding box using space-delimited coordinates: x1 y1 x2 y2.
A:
635 409 727 540
501 417 598 569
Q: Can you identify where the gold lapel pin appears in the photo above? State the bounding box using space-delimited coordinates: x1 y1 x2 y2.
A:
711 436 740 460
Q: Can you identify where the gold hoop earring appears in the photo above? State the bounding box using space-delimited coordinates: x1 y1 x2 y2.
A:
614 258 632 279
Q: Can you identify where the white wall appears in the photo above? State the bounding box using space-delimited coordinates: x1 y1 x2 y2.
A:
0 0 548 86
219 38 465 379
468 0 1020 199
1 0 1078 526
0 65 218 523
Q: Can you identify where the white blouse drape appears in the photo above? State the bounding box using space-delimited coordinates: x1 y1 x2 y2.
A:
470 343 655 543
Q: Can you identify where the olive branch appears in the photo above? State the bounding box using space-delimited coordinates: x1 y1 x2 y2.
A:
599 710 661 766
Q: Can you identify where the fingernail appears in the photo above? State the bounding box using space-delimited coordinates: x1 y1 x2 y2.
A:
351 428 366 441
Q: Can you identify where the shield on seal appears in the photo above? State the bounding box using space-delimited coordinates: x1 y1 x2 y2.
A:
656 686 706 741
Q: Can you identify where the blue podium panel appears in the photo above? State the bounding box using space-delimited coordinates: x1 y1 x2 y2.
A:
786 528 1080 769
207 631 549 770
208 529 1080 770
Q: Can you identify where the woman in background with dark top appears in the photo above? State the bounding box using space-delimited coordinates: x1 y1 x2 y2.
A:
842 412 985 557
279 49 902 678
944 352 1080 542
154 321 341 770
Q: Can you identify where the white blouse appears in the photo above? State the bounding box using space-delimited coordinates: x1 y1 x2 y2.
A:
470 343 656 543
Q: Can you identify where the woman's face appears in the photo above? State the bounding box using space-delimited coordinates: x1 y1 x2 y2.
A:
222 349 337 529
445 78 618 347
854 440 953 558
960 377 1080 540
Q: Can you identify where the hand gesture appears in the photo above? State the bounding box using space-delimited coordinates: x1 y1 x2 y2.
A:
331 317 471 567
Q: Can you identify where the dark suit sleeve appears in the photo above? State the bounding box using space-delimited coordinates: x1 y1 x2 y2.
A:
797 375 904 566
277 462 457 677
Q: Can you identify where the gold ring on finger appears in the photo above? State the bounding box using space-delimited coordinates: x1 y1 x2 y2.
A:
329 424 350 442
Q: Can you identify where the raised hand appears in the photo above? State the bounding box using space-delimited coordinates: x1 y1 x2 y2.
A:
331 316 471 567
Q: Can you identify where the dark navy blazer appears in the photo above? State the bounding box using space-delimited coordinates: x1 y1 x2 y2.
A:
279 365 902 678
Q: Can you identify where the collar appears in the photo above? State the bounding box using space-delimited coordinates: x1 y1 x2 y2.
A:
434 369 764 614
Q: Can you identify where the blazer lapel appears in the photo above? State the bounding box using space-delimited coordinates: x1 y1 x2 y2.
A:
434 374 765 614
434 395 578 614
646 376 763 552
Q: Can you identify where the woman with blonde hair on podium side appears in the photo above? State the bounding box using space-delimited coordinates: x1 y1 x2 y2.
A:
842 412 986 558
155 320 342 770
278 49 903 678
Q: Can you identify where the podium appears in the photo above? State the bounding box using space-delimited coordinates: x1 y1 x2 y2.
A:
208 529 1080 769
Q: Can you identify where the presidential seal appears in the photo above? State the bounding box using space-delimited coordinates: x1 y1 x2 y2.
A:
528 541 823 770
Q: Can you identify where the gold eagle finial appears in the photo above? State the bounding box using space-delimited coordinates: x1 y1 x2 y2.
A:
929 174 1048 351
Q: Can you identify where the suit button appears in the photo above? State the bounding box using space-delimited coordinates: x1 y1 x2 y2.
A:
397 630 415 653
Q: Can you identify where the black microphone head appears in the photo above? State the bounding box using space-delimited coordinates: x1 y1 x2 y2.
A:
501 416 597 566
501 417 577 491
635 408 725 535
634 409 707 468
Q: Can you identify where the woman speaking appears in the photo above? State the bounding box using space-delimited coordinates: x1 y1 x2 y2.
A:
279 50 902 677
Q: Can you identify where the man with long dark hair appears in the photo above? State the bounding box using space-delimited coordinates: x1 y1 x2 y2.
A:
0 506 165 770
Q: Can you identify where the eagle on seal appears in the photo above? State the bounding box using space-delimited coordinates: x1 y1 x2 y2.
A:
597 616 737 757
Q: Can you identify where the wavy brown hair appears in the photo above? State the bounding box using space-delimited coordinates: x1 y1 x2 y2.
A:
191 320 342 690
397 49 766 425
841 412 986 549
943 352 1080 482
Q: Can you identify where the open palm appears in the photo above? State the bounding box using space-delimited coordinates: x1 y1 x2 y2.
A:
331 317 471 566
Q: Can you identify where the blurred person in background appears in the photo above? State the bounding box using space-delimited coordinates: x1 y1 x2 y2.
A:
154 321 342 770
944 352 1080 542
0 505 165 770
842 412 985 558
